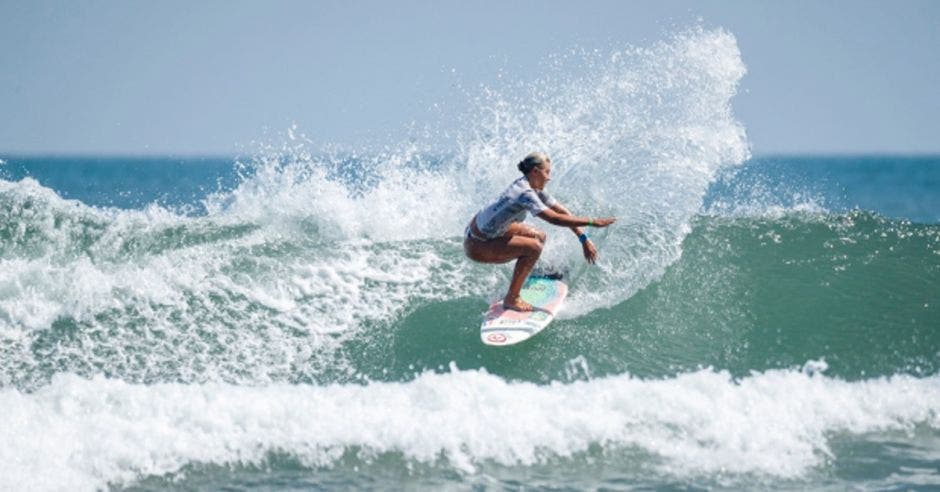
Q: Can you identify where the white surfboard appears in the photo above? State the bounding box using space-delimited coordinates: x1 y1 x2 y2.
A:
480 275 568 346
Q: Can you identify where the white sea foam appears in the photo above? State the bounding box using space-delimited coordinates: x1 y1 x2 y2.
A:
2 367 938 490
0 176 482 386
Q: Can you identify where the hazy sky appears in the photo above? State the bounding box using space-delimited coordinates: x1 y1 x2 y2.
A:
2 0 938 155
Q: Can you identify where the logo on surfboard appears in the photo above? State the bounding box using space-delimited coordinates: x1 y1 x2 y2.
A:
486 333 508 344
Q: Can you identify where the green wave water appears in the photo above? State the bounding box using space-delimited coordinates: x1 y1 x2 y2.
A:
345 211 940 384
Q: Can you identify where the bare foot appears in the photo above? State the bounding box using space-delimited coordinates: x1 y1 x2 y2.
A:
503 296 533 312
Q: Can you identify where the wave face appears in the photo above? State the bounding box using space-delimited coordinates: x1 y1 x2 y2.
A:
2 28 939 491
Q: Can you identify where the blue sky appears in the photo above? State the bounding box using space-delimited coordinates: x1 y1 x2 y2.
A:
2 0 938 155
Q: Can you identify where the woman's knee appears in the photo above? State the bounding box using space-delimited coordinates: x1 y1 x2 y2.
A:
528 227 547 244
523 239 543 258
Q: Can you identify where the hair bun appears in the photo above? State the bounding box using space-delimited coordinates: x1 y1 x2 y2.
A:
517 152 549 175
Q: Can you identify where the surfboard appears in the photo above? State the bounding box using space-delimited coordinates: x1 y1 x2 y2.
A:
480 274 568 346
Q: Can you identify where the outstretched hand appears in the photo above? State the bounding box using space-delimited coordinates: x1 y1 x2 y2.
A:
591 217 617 227
582 217 615 263
582 240 599 264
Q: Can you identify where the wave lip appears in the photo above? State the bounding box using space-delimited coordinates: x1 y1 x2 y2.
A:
3 365 939 490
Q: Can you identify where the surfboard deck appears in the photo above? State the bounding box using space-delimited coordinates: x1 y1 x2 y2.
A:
480 275 568 346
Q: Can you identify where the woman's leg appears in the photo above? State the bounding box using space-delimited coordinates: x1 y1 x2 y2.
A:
503 239 540 310
464 223 546 310
503 222 546 244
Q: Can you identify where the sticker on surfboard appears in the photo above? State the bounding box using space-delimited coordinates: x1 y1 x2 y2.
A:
480 275 568 346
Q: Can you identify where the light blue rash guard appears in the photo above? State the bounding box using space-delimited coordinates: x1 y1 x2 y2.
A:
474 176 557 238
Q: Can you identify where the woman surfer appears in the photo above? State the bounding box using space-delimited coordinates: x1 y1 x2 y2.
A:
464 152 616 311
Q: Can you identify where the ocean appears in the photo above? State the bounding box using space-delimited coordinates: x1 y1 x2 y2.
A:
1 29 938 490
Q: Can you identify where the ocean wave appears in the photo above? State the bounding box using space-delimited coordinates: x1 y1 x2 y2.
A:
2 365 938 490
1 167 937 388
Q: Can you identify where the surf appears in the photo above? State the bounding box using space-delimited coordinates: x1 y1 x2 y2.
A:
3 365 939 490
